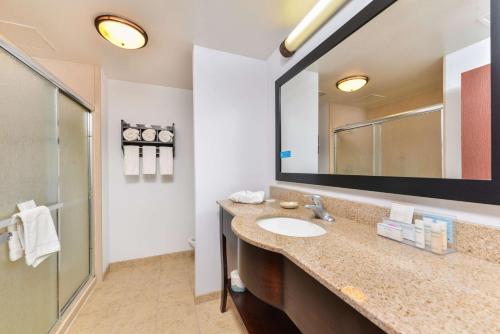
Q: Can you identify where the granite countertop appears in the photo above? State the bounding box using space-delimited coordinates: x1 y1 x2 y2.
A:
218 200 500 334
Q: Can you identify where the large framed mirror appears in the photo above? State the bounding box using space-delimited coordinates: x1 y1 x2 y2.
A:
276 0 500 204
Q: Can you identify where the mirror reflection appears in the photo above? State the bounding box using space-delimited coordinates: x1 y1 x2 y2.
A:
280 0 491 180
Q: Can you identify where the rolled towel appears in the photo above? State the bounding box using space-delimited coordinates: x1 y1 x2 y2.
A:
229 190 265 204
123 128 140 141
141 129 156 142
158 130 174 143
230 270 246 292
124 146 140 175
142 146 157 175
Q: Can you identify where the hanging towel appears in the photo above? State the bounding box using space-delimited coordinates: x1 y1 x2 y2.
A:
8 200 36 262
229 191 265 204
7 224 23 262
124 146 140 175
142 146 157 175
158 130 174 143
141 129 156 142
159 147 173 175
11 206 60 267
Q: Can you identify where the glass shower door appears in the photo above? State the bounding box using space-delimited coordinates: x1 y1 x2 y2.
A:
334 125 374 175
0 46 59 334
58 93 91 312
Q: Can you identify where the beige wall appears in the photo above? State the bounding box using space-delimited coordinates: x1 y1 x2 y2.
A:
365 87 442 119
329 104 367 174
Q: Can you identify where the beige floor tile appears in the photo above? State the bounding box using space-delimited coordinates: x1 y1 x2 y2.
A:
196 300 246 334
68 254 245 334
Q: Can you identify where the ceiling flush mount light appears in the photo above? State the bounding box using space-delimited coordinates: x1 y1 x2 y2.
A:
95 15 147 49
336 75 369 92
280 0 348 57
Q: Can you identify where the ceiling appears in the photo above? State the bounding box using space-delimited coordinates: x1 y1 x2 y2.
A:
311 0 490 110
0 0 317 89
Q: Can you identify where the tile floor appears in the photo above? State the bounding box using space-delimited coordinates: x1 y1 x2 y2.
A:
67 253 246 334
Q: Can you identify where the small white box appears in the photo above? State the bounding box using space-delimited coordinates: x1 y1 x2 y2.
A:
377 222 403 242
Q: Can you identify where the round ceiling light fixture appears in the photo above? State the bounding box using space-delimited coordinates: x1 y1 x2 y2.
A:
95 15 148 49
336 75 369 92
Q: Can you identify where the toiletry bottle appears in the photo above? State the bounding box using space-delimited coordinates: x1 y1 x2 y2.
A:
431 223 444 254
423 219 433 250
436 220 448 252
414 219 425 249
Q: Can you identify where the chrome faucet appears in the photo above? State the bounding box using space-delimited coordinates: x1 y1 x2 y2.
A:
304 195 334 222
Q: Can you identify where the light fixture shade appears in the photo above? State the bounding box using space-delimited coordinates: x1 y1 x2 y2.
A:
280 0 348 57
336 76 369 92
95 15 147 49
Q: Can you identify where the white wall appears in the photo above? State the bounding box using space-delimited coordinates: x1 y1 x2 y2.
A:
101 71 110 272
193 46 271 296
105 79 194 263
443 38 491 178
281 70 319 173
267 0 500 227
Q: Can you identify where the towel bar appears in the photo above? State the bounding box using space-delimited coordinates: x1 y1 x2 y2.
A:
0 202 64 230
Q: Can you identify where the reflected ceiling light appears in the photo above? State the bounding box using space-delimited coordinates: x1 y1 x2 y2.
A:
95 15 147 49
280 0 348 57
336 75 369 92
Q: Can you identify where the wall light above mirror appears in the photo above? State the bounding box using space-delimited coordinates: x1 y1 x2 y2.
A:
276 0 500 205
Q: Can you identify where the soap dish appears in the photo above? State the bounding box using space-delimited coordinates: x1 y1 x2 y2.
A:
280 201 299 209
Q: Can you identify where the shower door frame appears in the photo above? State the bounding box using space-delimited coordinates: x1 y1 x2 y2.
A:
332 105 444 176
0 38 96 330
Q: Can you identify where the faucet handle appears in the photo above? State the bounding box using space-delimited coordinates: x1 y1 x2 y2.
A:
304 194 323 207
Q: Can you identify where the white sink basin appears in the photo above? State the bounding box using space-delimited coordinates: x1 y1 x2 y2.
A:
257 217 326 237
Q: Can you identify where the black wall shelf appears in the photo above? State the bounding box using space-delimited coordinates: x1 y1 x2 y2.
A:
121 119 175 158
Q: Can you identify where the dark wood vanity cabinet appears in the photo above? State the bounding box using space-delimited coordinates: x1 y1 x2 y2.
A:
219 207 385 334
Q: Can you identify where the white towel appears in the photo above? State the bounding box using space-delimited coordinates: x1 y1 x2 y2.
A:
124 146 140 175
158 130 174 143
142 146 157 175
123 128 140 141
229 191 265 204
11 206 60 267
141 129 156 142
8 200 36 262
159 147 173 175
7 224 23 262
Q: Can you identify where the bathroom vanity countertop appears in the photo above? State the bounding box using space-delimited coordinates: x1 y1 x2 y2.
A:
218 200 500 334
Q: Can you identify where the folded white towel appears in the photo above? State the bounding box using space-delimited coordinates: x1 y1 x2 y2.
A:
11 206 60 267
142 146 157 175
123 128 140 141
141 129 156 142
8 200 36 262
229 191 265 204
230 270 246 292
7 224 23 262
159 147 173 175
124 146 140 175
158 130 174 143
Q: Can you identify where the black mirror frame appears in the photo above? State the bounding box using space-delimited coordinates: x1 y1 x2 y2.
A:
275 0 500 205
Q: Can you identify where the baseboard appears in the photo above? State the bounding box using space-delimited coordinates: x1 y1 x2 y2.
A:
109 250 194 269
195 290 221 304
49 276 97 334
